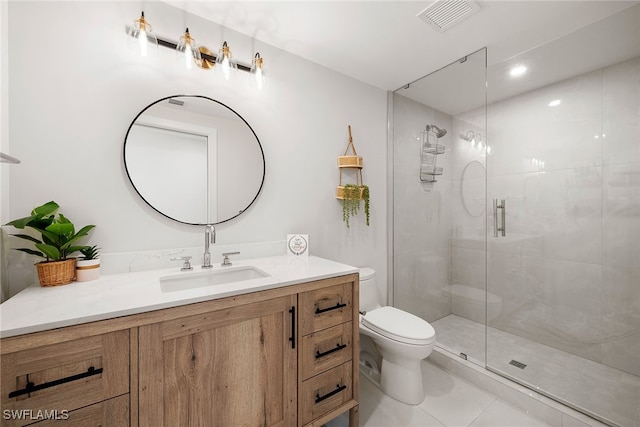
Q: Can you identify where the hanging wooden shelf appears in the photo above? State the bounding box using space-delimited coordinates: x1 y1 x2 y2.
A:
338 155 363 168
337 125 365 198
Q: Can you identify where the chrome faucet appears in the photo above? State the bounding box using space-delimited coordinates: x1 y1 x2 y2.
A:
202 224 216 269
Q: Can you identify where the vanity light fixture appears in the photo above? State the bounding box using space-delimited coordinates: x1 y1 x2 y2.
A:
462 130 479 146
461 130 491 154
125 20 258 79
216 41 238 80
127 11 158 57
176 28 201 69
251 52 266 89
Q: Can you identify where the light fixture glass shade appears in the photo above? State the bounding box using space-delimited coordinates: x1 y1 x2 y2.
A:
250 52 266 89
127 11 158 57
176 28 201 69
216 41 238 80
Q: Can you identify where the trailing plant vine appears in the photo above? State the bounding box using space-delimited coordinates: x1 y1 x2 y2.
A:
363 185 370 226
342 184 370 228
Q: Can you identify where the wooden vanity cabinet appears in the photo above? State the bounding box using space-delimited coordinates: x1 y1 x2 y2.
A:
0 273 359 427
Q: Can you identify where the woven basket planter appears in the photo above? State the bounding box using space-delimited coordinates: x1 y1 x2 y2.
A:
36 258 76 287
336 185 366 200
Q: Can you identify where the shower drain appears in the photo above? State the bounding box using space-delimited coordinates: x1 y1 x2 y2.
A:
509 360 527 369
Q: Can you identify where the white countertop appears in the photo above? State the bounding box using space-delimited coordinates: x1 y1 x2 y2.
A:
0 256 358 338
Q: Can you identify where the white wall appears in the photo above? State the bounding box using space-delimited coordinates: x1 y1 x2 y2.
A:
2 1 388 298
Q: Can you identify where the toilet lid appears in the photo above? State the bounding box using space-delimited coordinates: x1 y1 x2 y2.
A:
362 306 436 345
359 267 375 281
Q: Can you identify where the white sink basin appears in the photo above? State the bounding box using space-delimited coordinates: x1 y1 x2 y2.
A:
160 266 270 293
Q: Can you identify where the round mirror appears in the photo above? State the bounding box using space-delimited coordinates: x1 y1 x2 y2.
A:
124 95 265 225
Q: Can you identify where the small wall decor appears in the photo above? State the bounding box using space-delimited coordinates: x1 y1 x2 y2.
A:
336 125 370 227
287 234 309 256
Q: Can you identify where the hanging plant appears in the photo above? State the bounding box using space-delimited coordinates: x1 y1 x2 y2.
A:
341 184 370 228
363 185 370 226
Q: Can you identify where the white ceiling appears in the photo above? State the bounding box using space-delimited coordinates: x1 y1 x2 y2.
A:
165 0 640 94
400 2 640 114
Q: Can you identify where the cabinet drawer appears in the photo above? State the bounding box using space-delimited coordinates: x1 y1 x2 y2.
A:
301 323 352 380
301 361 353 426
300 283 353 335
1 330 129 426
27 394 129 427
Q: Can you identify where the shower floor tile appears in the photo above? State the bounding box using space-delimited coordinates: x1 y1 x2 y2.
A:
431 314 640 427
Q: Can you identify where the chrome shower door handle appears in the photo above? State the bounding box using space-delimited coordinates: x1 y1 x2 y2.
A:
493 199 498 238
493 199 506 237
500 199 506 237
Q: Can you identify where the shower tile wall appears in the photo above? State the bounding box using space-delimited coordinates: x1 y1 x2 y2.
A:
393 94 453 323
451 57 640 377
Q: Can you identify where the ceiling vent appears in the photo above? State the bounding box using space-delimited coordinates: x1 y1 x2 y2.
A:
417 0 480 33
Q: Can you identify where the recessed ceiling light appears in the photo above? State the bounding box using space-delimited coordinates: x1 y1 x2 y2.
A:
548 99 561 107
509 65 527 77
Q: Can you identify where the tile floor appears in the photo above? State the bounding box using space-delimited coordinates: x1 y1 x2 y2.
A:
432 315 640 427
326 360 552 427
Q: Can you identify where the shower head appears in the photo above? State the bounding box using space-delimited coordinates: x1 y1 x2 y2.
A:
427 124 447 138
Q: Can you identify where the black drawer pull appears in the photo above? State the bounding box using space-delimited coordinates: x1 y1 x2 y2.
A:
8 366 103 399
315 302 347 315
315 383 347 403
315 343 347 359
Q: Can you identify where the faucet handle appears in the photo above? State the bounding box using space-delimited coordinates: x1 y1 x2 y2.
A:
171 256 193 271
221 252 240 266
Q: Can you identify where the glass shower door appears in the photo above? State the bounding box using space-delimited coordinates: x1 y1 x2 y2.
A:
392 48 488 367
485 6 640 426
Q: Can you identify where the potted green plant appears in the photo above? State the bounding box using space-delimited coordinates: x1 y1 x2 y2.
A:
341 184 370 228
4 201 95 286
76 245 101 282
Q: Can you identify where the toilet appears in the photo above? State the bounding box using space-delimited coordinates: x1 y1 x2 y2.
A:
359 268 436 405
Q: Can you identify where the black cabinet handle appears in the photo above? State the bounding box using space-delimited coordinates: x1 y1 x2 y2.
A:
315 343 347 359
315 383 347 403
8 366 103 399
315 302 347 314
289 306 296 349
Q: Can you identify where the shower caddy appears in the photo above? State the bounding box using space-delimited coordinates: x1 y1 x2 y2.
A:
420 125 445 182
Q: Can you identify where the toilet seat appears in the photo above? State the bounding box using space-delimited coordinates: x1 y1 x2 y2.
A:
362 306 435 345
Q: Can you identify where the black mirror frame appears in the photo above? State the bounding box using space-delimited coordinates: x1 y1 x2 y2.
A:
123 95 266 226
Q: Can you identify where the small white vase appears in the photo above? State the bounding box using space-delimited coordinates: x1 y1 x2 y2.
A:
76 258 100 282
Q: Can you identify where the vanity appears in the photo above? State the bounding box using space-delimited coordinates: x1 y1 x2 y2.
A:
0 256 360 427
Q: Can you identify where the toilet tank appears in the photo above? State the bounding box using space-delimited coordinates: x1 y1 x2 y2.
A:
359 268 379 311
